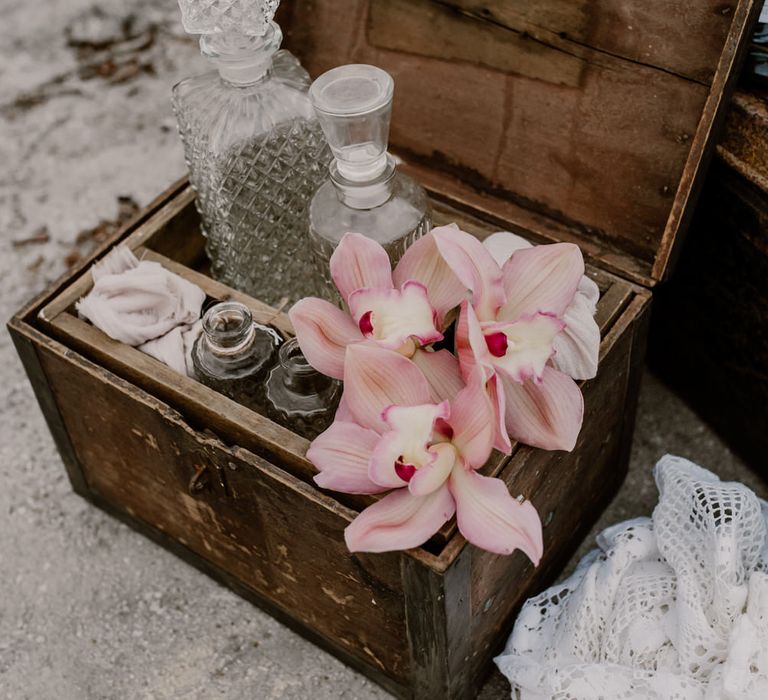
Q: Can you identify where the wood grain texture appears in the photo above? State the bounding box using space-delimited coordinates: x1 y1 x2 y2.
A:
282 0 758 283
717 89 768 190
402 548 472 697
653 0 763 280
7 320 91 498
434 1 732 84
36 337 411 687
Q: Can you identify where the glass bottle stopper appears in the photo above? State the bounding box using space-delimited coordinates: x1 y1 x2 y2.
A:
309 64 395 186
176 0 283 84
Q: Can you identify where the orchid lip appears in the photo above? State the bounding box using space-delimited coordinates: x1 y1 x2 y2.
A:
359 310 374 336
394 458 416 482
485 331 508 358
434 417 454 440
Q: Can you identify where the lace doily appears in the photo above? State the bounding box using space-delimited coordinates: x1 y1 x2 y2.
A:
495 455 768 699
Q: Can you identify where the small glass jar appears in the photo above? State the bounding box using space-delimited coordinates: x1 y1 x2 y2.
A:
264 338 341 439
192 300 282 410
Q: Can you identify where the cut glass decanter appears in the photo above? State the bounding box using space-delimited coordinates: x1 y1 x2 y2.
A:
172 0 331 306
307 64 431 301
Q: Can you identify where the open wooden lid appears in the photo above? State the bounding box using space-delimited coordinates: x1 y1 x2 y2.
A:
279 0 759 286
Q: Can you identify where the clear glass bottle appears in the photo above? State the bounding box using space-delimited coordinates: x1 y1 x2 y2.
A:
264 338 341 439
172 0 331 305
307 64 431 301
192 300 282 409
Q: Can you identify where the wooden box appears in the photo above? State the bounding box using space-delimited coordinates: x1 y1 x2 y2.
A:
8 1 759 697
650 87 768 473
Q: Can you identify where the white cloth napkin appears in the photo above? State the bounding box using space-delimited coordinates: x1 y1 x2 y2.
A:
495 455 768 699
76 245 205 375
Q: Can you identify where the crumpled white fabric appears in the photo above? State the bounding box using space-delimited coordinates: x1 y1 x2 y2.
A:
139 320 202 376
495 455 768 699
76 245 205 376
483 231 600 380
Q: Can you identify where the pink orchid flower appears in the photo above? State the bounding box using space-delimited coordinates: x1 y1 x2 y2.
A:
289 230 468 400
307 343 543 560
432 225 596 452
483 231 600 380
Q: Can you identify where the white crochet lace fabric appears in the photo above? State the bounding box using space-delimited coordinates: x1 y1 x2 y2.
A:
495 455 768 699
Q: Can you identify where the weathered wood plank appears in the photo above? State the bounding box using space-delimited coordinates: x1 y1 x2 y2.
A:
7 320 91 498
653 0 762 280
36 338 412 686
430 1 734 85
369 0 586 88
402 547 472 696
717 89 768 190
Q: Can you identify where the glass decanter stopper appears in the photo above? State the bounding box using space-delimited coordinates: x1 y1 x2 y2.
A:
264 338 341 439
308 64 431 301
172 0 331 306
192 300 282 409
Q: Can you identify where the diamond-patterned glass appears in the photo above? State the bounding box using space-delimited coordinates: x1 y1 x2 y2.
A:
177 0 280 35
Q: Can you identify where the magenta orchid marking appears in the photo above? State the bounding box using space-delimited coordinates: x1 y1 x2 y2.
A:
295 226 600 558
358 310 374 336
307 344 543 560
394 459 416 482
289 231 467 401
433 225 590 452
485 331 508 358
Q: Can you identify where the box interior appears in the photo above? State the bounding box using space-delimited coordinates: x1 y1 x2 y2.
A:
33 184 644 570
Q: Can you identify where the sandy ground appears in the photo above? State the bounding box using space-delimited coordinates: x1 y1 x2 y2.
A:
2 2 766 698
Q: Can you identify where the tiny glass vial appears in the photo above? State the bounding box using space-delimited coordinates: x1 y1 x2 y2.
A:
264 338 341 439
192 300 282 409
307 64 431 301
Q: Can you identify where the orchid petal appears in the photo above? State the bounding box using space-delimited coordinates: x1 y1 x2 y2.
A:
348 281 442 349
344 485 455 553
450 370 499 465
409 443 458 496
500 365 583 452
499 242 584 321
392 232 467 324
449 465 543 563
483 231 533 266
330 232 394 305
289 297 364 379
552 280 600 380
455 301 494 382
487 374 512 454
308 421 388 494
343 344 432 432
368 402 450 488
334 393 354 422
486 313 565 383
432 224 506 321
411 348 465 403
